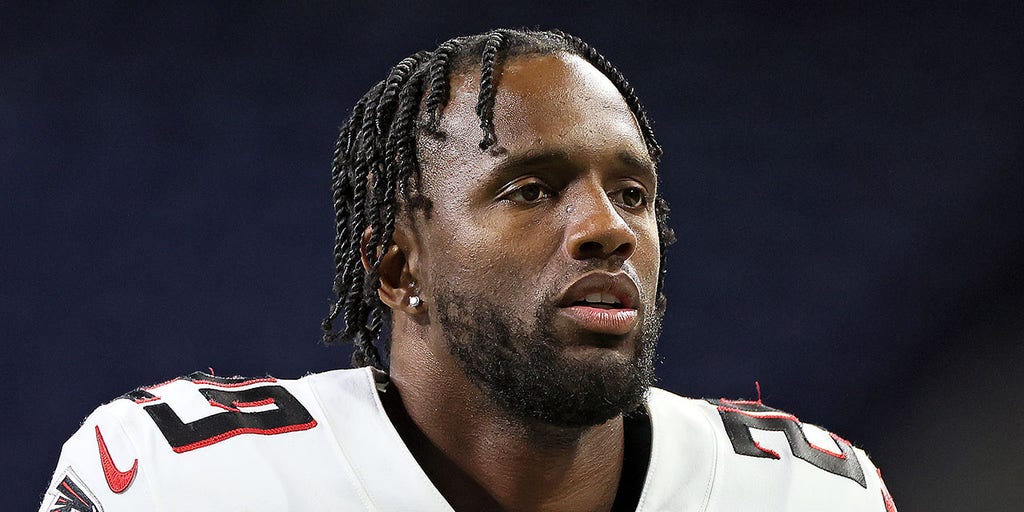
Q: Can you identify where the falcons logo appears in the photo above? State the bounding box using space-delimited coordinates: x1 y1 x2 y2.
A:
42 468 103 512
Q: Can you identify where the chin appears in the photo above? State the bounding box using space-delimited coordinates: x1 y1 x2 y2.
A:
435 285 660 428
561 337 638 362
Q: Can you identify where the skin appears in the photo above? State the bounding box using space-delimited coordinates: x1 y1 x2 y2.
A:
369 53 661 512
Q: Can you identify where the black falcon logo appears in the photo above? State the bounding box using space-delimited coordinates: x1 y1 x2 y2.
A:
43 467 103 512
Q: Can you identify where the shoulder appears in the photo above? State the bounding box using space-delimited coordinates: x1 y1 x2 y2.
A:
39 368 379 511
640 387 897 512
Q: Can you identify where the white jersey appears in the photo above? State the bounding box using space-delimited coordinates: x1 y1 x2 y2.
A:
40 367 896 511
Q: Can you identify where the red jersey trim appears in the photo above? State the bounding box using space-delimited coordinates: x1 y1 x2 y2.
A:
169 420 318 453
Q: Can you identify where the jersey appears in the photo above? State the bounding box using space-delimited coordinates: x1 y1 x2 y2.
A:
39 367 897 511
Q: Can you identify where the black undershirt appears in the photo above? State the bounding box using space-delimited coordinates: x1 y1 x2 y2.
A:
379 385 653 512
611 405 653 512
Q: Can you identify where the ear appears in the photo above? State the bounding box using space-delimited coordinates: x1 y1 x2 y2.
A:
361 225 421 314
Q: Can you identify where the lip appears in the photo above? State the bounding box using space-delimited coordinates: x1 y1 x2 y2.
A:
558 306 638 335
556 272 641 335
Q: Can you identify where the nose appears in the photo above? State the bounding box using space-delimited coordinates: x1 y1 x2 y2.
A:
564 186 637 263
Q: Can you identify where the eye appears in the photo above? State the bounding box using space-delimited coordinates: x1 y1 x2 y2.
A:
612 186 649 209
504 182 553 204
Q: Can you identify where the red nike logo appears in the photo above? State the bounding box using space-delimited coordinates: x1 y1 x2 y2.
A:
95 425 138 493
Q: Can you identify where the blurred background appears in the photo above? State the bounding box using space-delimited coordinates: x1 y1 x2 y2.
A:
4 2 1021 510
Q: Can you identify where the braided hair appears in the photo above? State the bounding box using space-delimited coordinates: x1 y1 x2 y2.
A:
322 29 676 370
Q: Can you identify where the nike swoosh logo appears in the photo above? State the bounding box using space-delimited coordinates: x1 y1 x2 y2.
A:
95 425 138 494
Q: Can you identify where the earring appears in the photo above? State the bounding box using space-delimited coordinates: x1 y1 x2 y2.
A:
408 281 421 308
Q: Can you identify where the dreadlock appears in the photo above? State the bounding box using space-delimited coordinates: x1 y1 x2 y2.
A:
322 29 676 370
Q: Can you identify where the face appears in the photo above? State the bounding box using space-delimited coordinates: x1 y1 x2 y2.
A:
411 53 663 427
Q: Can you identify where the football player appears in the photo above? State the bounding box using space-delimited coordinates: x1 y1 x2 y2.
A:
40 28 896 511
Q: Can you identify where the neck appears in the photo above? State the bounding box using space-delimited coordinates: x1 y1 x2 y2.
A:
385 326 625 512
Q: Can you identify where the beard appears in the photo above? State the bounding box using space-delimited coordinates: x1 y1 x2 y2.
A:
434 281 662 429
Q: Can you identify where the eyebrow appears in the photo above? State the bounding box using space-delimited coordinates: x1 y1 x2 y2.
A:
615 150 657 179
489 148 657 182
490 149 578 177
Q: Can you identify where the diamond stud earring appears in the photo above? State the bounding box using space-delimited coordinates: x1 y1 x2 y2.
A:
409 295 422 308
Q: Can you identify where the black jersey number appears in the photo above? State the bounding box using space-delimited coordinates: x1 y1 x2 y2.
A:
129 372 317 453
707 399 867 488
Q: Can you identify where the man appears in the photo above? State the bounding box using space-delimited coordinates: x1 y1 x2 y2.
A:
40 29 896 511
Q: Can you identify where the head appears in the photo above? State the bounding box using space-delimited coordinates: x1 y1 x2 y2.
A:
322 29 675 428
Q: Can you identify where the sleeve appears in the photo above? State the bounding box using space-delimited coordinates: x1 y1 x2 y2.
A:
786 423 898 512
701 395 898 512
38 402 159 512
853 445 899 512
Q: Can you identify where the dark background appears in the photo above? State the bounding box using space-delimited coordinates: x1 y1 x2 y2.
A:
5 2 1022 510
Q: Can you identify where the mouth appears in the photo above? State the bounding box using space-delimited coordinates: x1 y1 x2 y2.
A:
569 291 627 309
556 272 641 336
